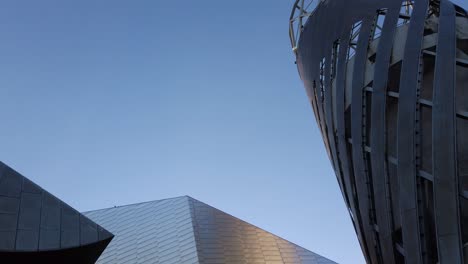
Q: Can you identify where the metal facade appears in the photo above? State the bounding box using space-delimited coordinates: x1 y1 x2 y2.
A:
0 161 113 263
291 0 468 263
85 196 337 264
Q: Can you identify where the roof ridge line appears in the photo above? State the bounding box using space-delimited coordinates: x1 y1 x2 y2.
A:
82 195 190 213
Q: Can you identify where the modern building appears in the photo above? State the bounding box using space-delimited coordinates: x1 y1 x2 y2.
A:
0 161 336 263
0 161 113 263
290 0 468 263
84 196 337 264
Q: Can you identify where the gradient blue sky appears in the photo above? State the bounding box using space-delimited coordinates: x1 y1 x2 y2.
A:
0 1 466 264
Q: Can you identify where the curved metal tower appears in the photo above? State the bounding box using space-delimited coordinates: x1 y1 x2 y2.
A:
290 0 468 263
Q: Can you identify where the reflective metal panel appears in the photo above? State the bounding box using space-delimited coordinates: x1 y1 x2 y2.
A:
291 0 468 263
85 196 337 264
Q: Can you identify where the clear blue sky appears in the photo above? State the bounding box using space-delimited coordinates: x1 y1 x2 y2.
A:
0 1 465 264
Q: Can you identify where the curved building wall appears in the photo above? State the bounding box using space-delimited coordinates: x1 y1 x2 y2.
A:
294 0 468 263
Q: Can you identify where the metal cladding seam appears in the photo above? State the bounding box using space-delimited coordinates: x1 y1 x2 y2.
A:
85 196 337 264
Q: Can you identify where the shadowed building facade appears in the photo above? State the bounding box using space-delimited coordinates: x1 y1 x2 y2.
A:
0 162 114 263
290 0 468 263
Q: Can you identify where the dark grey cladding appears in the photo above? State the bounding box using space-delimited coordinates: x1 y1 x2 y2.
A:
292 0 468 263
84 196 337 264
0 161 113 263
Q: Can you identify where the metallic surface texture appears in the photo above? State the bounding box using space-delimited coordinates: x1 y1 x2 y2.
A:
397 1 429 263
433 1 462 262
291 0 468 263
85 196 337 264
0 161 113 263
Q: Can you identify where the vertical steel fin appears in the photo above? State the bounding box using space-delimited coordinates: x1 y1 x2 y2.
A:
369 2 402 263
335 25 371 263
351 16 380 264
432 0 463 263
397 0 429 263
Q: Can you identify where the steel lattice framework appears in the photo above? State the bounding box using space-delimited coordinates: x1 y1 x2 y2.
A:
289 0 318 54
291 0 468 263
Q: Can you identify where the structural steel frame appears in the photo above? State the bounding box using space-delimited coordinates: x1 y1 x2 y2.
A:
291 0 468 263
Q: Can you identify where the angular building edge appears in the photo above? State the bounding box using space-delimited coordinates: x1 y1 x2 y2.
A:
85 195 338 264
0 161 113 263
